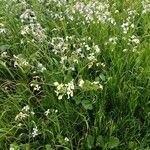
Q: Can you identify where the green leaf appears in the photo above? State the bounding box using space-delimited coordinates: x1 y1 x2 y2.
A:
21 144 30 150
0 45 10 51
99 73 106 81
10 144 19 150
57 135 64 144
45 144 53 150
81 100 93 110
107 136 120 149
82 80 100 91
75 97 82 105
129 141 137 149
87 135 94 149
96 135 103 147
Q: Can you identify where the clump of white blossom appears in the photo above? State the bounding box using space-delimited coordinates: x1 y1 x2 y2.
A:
129 35 140 45
20 7 46 42
32 126 39 137
142 0 150 14
30 83 41 91
1 51 7 57
54 78 103 99
0 23 6 34
15 105 35 122
54 80 75 100
43 0 116 25
13 55 30 68
15 112 29 121
44 109 58 116
15 105 30 121
78 79 84 87
49 36 102 70
64 137 69 142
121 8 138 34
37 63 46 72
109 37 118 45
29 76 43 92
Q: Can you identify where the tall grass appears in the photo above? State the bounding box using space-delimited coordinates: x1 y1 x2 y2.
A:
0 0 150 149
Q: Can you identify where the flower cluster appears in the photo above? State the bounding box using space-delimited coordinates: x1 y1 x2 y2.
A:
73 1 116 25
42 0 116 25
1 51 7 57
15 105 30 121
13 55 30 68
142 0 150 14
32 126 39 137
49 36 102 70
44 109 58 116
129 35 140 45
6 49 45 72
29 75 43 92
54 79 103 100
79 79 103 91
20 7 46 42
54 80 75 100
121 8 138 34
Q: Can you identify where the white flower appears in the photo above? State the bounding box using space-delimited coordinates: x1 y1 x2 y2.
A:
60 56 67 64
64 137 69 142
109 37 118 44
15 112 29 121
32 126 39 137
121 22 129 34
142 0 150 14
65 80 75 99
79 79 84 87
0 28 6 34
34 84 41 91
22 105 30 112
101 63 106 67
87 53 96 61
57 84 64 91
13 55 29 67
55 109 58 113
54 80 75 99
132 39 140 44
9 147 14 150
115 10 119 13
37 63 46 72
129 35 140 44
17 123 22 127
131 24 134 28
0 24 6 34
54 82 59 86
123 49 128 52
58 95 63 100
20 9 36 23
21 25 30 35
38 0 44 3
99 84 103 90
45 109 50 116
31 111 35 115
1 52 7 57
30 83 41 91
94 45 100 53
92 81 103 90
52 109 58 113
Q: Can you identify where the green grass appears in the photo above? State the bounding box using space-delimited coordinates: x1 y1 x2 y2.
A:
0 0 150 149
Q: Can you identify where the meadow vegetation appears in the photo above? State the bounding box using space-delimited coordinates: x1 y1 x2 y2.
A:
0 0 150 149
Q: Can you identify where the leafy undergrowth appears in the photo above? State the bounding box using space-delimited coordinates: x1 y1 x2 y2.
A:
0 0 150 149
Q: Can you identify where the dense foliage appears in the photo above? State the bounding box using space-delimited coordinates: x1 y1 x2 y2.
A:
0 0 150 149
